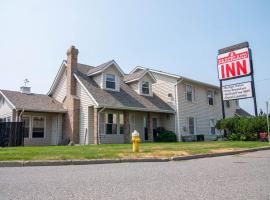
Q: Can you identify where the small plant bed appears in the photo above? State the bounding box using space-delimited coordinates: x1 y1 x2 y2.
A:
0 141 269 161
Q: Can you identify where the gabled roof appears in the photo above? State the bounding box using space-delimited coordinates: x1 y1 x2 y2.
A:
235 108 252 117
0 90 66 113
131 66 220 89
87 60 125 77
123 69 156 83
74 70 174 113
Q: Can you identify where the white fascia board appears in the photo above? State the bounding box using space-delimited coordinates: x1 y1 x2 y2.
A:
73 73 99 107
88 60 125 77
47 60 66 95
0 90 16 110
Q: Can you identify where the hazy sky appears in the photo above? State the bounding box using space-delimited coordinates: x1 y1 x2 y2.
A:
0 0 269 114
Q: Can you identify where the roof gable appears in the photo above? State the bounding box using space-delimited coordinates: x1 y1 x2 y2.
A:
87 60 125 77
124 69 156 84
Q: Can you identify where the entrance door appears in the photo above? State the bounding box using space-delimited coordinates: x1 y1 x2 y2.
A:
152 118 158 141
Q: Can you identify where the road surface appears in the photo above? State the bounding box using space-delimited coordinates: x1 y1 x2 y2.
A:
0 150 269 200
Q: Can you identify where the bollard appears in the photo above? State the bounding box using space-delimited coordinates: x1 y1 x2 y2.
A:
131 130 141 152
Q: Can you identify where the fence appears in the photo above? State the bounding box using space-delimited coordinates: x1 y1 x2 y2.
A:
0 122 25 147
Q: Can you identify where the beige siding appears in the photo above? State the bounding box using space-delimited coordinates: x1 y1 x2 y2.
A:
76 82 96 144
138 74 154 96
0 96 13 120
102 65 122 91
23 112 60 146
151 72 178 109
52 70 67 103
93 73 102 88
128 81 139 93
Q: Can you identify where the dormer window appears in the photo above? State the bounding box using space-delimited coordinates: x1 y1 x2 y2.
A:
142 81 150 95
106 74 116 89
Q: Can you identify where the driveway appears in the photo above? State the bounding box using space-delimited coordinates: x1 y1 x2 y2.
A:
0 150 269 200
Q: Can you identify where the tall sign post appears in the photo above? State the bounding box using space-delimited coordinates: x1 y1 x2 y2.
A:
266 101 270 144
217 42 258 118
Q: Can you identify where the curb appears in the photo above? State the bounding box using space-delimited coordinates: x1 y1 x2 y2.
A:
0 146 269 168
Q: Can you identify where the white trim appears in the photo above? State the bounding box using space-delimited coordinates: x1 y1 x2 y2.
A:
47 60 66 95
0 90 16 109
31 115 46 139
73 73 99 107
124 70 156 84
88 60 125 77
130 66 220 89
174 78 183 141
96 105 175 114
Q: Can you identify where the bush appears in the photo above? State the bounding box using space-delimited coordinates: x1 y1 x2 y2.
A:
216 116 267 141
156 127 177 142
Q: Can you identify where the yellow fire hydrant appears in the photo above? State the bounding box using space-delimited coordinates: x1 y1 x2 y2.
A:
131 130 141 152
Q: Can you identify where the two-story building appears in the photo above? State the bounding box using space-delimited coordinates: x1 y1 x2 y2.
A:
0 46 246 145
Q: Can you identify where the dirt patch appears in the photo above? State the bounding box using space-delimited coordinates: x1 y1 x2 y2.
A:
118 150 190 159
210 148 241 153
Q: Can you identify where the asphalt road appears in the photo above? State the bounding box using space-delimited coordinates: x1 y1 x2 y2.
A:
0 150 270 200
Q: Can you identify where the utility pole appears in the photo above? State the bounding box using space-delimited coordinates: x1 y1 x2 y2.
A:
266 101 270 144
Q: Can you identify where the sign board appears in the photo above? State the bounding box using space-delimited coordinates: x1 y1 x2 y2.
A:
222 82 253 101
218 47 251 80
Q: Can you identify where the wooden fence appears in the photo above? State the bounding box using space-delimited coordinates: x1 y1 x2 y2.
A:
0 122 25 147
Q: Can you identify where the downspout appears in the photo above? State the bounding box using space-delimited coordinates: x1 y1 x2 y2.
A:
174 78 184 142
18 108 25 122
97 107 106 144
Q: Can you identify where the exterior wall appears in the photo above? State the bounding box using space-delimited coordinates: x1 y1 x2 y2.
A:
128 81 139 94
22 112 63 146
0 96 13 120
151 72 178 109
93 73 102 88
177 81 238 140
138 74 154 96
101 65 122 91
76 82 96 144
52 70 67 103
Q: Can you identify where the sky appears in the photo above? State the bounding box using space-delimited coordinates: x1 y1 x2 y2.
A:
0 0 269 114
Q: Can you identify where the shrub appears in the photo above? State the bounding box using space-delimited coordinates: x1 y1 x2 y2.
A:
216 116 267 141
156 127 177 142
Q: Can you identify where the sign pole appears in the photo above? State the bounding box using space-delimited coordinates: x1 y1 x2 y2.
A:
266 101 270 144
220 80 225 119
249 48 258 116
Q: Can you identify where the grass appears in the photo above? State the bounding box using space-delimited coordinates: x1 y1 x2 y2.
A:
0 141 269 161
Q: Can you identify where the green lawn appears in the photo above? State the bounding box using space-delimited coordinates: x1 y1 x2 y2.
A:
0 141 269 161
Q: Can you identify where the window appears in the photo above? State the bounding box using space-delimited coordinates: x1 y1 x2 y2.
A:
119 113 124 134
106 74 116 89
32 117 45 138
106 113 117 134
22 116 30 138
207 90 214 105
6 117 11 122
226 101 230 108
142 81 150 95
210 119 216 134
188 117 195 134
186 85 193 102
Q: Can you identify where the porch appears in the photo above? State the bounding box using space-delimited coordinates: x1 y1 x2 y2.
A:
82 107 175 144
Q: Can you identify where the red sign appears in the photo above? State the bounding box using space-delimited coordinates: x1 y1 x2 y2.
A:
217 47 251 80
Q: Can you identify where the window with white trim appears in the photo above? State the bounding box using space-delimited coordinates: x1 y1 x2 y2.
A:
105 74 116 89
188 117 195 134
32 116 45 138
209 119 216 134
106 113 117 134
22 116 30 138
142 81 150 95
119 113 124 134
207 90 214 106
186 85 193 102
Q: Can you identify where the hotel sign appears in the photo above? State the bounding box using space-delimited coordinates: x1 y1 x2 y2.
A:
222 82 253 101
218 47 251 80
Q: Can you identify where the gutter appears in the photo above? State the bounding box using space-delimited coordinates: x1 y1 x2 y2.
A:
97 107 106 144
174 78 184 142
